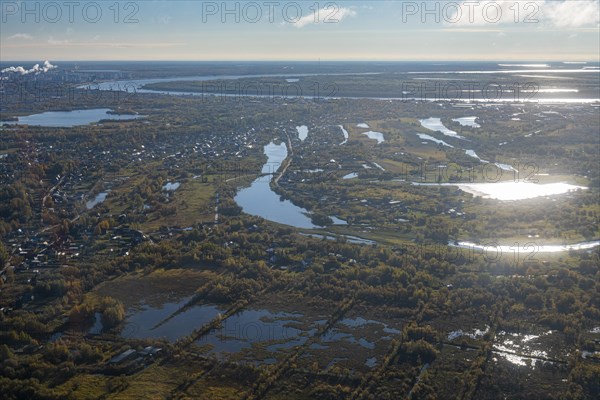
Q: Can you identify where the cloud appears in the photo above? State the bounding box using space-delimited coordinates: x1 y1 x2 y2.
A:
7 33 33 40
445 0 599 28
290 7 356 28
48 37 71 45
543 0 600 28
1 61 57 75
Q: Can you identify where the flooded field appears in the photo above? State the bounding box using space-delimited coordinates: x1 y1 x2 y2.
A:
413 181 587 201
197 308 319 361
196 294 337 364
493 329 566 367
122 298 222 342
299 307 403 373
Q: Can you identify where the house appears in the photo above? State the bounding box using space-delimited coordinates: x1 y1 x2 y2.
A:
108 349 137 364
139 346 162 356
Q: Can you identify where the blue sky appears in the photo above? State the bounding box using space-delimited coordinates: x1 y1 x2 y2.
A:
1 0 599 61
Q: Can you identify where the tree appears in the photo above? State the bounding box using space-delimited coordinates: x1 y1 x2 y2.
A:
0 344 14 360
311 213 333 226
76 343 102 364
0 241 8 267
556 292 577 314
100 297 125 329
524 293 544 310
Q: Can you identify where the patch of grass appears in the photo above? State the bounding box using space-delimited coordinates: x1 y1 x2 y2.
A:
54 374 110 400
109 364 188 400
141 177 216 230
94 268 218 308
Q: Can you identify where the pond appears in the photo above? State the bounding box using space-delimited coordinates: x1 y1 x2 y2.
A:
121 297 222 342
299 232 377 246
296 125 308 141
372 162 385 171
453 116 480 128
162 182 181 191
420 117 465 139
320 317 396 350
416 133 454 147
365 357 378 368
448 325 489 341
86 192 109 210
465 149 482 160
4 108 144 127
338 125 349 145
361 131 385 144
462 150 517 172
89 313 104 335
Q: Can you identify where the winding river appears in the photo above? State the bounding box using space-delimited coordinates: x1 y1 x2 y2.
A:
234 142 346 229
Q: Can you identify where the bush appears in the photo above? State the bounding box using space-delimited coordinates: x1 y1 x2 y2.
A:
100 298 125 329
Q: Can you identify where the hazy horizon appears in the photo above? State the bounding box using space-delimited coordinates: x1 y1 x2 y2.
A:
2 0 599 62
3 58 600 62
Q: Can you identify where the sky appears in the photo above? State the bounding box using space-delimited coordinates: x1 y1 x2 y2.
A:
1 0 599 61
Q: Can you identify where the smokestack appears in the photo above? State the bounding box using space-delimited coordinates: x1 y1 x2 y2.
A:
1 60 57 75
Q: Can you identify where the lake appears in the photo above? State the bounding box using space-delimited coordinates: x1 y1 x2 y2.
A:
4 108 144 127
